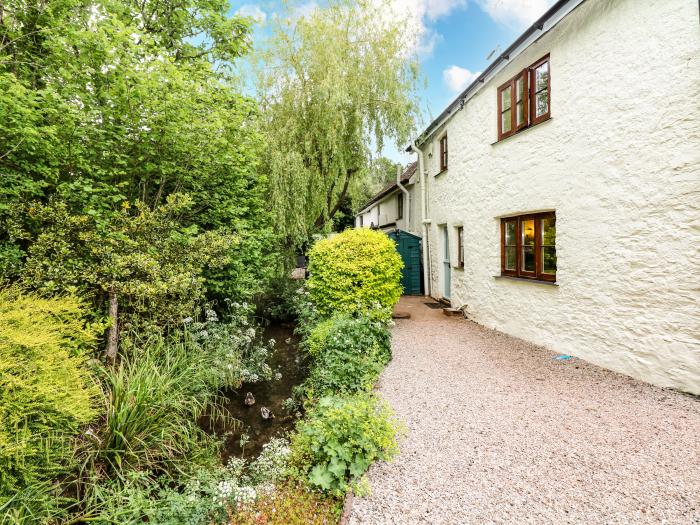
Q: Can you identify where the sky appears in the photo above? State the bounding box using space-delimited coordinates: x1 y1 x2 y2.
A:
230 0 556 162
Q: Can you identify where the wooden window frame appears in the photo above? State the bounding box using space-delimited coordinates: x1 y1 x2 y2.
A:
500 212 556 282
456 226 464 268
397 193 403 220
497 54 550 141
439 134 448 172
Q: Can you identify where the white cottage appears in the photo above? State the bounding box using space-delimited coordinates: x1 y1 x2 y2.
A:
408 0 700 394
355 161 422 235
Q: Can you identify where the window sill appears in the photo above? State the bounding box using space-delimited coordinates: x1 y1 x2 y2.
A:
435 168 448 177
453 264 465 270
491 116 552 146
493 275 558 286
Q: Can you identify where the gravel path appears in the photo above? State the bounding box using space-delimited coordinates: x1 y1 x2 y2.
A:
348 296 700 525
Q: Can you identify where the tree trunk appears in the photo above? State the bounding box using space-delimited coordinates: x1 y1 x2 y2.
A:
105 287 119 361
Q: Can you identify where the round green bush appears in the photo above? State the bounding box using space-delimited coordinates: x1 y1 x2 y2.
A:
306 229 403 317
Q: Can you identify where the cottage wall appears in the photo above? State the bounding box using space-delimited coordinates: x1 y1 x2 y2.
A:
419 0 700 393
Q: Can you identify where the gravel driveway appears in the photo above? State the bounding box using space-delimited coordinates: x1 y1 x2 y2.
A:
347 296 700 525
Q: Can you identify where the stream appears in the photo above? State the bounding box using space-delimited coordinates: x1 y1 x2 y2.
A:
217 323 308 461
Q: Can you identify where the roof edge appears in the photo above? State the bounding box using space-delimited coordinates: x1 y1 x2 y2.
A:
406 0 584 152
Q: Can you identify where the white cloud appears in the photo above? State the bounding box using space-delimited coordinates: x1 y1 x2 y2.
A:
474 0 555 28
378 0 467 56
426 0 468 20
443 65 481 93
237 4 267 24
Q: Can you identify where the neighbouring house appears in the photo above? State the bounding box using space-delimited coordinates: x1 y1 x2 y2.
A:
355 161 422 235
406 0 700 394
356 162 424 294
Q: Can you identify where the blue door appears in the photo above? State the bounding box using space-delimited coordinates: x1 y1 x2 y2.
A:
388 230 422 295
442 227 450 299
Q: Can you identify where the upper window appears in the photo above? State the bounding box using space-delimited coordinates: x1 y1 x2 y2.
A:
439 134 448 171
501 212 556 282
397 193 404 220
497 55 550 140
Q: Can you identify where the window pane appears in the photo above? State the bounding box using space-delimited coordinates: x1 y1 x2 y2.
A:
542 246 557 274
501 109 511 132
516 101 525 126
501 86 511 110
505 246 516 270
535 89 549 118
541 216 556 245
504 220 516 245
521 219 535 246
522 246 535 272
515 77 523 103
535 62 549 92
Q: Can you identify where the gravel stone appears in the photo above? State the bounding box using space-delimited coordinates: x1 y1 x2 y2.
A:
348 297 700 525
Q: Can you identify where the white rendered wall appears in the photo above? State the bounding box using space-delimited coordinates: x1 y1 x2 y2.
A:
420 0 700 394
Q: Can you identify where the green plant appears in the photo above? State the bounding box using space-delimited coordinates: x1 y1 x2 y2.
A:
302 312 391 398
289 394 399 495
0 287 101 521
20 195 234 348
229 482 342 525
306 228 403 318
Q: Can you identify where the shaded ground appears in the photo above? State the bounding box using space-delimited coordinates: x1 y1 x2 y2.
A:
349 296 700 524
218 324 307 461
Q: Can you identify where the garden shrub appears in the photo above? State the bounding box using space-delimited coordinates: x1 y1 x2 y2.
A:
302 312 391 398
0 287 101 520
228 482 342 525
86 439 295 525
306 228 403 318
75 305 275 508
289 394 399 495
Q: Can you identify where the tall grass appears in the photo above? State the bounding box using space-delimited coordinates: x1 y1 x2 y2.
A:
73 336 238 515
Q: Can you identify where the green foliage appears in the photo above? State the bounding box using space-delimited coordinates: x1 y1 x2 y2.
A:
258 0 419 243
82 438 293 524
0 0 275 304
229 482 342 525
75 307 274 498
20 194 234 336
307 228 403 317
0 288 100 520
290 394 399 495
302 312 391 398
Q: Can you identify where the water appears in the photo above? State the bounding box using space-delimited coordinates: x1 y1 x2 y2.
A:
217 323 308 461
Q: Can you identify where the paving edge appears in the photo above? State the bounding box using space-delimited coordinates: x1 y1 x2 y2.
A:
339 491 354 525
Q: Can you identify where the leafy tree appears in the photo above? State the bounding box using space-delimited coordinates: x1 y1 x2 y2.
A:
18 195 233 357
257 0 419 246
0 0 276 300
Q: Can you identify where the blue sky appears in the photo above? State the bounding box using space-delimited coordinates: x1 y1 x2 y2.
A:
230 0 555 161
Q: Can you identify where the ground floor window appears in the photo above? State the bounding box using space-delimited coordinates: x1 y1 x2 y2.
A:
500 212 556 281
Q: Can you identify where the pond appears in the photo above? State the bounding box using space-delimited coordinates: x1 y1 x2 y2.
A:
217 323 308 461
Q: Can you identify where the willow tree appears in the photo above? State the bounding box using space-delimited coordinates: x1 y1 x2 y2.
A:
258 0 420 245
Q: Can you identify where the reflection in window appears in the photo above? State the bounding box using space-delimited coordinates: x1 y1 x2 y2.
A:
500 86 512 133
504 220 516 270
541 215 556 274
521 219 535 272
